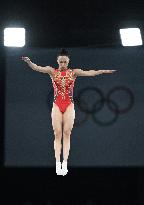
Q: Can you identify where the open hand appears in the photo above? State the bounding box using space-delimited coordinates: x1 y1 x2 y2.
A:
21 56 31 63
103 70 117 74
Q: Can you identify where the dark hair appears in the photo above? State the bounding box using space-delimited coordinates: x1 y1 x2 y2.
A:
57 48 70 59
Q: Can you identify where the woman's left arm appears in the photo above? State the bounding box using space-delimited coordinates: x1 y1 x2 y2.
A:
91 69 117 76
73 69 117 77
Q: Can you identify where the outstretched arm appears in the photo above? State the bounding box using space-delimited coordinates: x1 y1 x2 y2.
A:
21 56 54 74
73 68 117 77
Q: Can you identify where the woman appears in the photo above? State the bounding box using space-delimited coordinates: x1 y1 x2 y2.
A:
22 48 116 176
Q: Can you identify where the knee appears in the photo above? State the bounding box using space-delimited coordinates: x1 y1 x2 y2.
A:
54 129 62 139
63 129 71 137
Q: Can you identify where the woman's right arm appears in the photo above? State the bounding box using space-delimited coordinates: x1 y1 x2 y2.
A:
21 56 54 75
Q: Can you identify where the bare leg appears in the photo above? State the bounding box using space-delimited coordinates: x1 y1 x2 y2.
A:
63 132 71 161
54 131 63 175
51 103 63 175
54 131 62 162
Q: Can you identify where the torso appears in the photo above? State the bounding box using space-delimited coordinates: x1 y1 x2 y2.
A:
51 68 76 103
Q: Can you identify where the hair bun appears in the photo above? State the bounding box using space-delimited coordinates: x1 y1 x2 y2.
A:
57 48 70 58
60 48 68 55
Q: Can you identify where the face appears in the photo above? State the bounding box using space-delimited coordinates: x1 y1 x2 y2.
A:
57 56 70 70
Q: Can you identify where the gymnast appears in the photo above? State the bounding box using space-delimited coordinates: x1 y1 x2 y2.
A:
22 48 116 176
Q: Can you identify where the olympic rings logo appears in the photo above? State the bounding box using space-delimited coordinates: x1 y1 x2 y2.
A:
74 86 134 127
48 86 134 127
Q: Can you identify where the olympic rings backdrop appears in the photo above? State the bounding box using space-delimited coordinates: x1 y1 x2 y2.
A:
4 47 144 167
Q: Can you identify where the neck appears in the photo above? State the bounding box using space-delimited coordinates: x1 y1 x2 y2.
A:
58 67 68 71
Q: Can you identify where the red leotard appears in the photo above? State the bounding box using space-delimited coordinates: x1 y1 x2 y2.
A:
51 68 76 113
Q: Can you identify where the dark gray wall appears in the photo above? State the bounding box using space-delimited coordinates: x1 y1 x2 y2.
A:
4 47 144 167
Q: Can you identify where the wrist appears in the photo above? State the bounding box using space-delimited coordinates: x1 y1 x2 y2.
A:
98 70 104 74
27 60 31 64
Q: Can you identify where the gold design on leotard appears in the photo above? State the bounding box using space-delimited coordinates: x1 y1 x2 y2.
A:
52 68 75 101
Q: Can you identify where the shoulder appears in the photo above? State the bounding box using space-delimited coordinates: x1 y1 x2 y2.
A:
46 66 55 71
45 66 57 78
72 68 83 77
